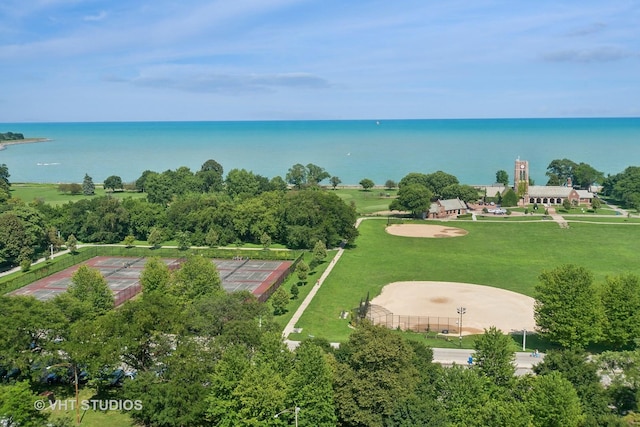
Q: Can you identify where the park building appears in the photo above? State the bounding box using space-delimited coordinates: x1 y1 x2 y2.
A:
427 198 468 219
514 159 595 206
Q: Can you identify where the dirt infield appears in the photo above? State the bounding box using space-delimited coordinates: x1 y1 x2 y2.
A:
369 281 535 334
385 224 468 238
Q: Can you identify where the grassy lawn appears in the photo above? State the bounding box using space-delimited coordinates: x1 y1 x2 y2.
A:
43 387 135 427
271 251 337 330
331 188 397 215
10 183 146 206
291 218 640 342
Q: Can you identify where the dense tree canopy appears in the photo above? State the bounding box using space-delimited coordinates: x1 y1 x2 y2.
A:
534 264 604 348
496 169 509 185
103 175 123 192
390 183 432 217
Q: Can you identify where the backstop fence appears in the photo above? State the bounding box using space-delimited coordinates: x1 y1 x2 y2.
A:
367 304 460 334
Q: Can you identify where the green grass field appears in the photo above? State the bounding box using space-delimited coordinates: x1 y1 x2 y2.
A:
10 183 146 206
331 188 397 215
290 218 640 342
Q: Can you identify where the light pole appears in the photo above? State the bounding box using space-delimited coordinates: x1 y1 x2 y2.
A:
47 363 80 425
457 307 466 347
274 406 300 427
522 328 527 351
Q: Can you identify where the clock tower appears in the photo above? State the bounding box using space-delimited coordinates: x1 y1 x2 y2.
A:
514 158 529 203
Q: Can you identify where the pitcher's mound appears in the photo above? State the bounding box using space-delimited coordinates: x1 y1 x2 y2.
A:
369 281 535 334
386 224 468 238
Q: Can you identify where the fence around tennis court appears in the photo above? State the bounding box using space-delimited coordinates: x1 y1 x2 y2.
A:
1 245 302 296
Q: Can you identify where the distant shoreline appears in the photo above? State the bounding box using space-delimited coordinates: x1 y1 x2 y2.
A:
0 138 50 151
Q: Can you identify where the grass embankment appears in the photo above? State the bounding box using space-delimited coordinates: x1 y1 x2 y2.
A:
290 219 640 343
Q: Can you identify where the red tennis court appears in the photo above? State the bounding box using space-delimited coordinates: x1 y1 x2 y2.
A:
10 256 293 305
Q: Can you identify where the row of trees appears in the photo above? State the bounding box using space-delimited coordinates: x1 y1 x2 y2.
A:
602 166 640 209
0 162 359 268
389 171 479 216
535 264 640 350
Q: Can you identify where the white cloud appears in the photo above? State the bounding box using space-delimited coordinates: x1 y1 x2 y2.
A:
83 10 107 22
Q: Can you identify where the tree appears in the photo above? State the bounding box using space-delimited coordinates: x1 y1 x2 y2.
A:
501 188 518 207
260 232 271 250
171 255 222 301
534 264 604 348
175 230 191 249
385 179 397 190
0 212 29 266
225 168 261 199
525 371 585 427
389 183 432 217
573 162 604 189
0 381 50 427
296 260 310 284
398 172 430 190
290 283 299 299
145 172 173 205
269 175 288 192
140 257 171 294
68 264 114 315
312 240 327 266
147 227 163 248
534 349 612 424
546 159 577 186
0 163 10 188
496 170 509 185
205 228 219 248
286 163 307 189
359 178 375 191
103 175 123 192
82 173 95 195
285 342 337 426
306 163 330 186
271 286 290 315
66 233 78 253
425 171 459 198
591 197 602 212
440 184 480 203
124 234 135 247
473 326 516 386
123 337 215 427
601 274 640 348
330 176 342 190
562 198 572 211
334 323 419 427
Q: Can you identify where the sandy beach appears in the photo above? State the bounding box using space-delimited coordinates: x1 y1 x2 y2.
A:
0 138 50 150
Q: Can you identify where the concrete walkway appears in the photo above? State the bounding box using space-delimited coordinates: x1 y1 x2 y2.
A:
282 217 364 344
546 207 569 228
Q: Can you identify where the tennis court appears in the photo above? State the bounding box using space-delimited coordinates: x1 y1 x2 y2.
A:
10 256 293 305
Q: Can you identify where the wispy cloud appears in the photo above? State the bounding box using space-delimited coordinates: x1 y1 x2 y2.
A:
83 10 107 22
542 46 636 63
564 22 607 37
130 69 331 94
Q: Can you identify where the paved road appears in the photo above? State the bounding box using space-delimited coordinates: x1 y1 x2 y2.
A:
432 348 544 374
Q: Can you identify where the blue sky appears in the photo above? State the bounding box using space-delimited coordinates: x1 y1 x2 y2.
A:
1 0 638 122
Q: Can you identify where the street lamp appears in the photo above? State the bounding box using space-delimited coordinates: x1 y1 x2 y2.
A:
457 307 466 347
274 406 300 427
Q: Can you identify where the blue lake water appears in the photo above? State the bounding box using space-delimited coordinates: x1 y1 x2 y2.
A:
0 118 638 185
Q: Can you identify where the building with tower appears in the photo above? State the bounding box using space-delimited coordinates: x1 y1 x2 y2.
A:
513 158 593 206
